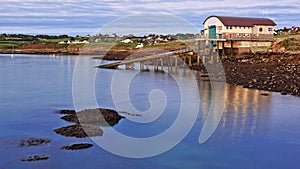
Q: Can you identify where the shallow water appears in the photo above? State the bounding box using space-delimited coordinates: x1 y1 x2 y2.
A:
0 54 300 169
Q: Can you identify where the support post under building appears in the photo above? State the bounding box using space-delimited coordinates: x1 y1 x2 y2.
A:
230 40 234 57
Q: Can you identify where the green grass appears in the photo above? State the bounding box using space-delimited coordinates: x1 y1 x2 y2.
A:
44 38 70 43
144 42 186 48
0 40 32 49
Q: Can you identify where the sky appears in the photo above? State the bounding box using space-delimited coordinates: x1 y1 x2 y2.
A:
0 0 299 35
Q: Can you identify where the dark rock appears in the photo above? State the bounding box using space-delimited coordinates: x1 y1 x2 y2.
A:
60 143 94 150
54 124 103 138
141 69 150 72
59 110 76 115
200 74 209 78
20 155 49 162
19 138 51 147
60 108 125 126
120 111 142 117
154 69 165 73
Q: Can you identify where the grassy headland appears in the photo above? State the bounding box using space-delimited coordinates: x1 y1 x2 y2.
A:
0 33 190 55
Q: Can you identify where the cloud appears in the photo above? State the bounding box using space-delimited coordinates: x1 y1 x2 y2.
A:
0 0 299 35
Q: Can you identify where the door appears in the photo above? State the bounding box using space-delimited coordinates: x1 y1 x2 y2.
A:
209 25 216 39
219 34 223 39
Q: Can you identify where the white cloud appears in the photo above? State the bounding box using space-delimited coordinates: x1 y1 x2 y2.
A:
0 0 299 34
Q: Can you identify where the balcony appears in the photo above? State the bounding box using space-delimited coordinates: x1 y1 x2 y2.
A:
199 33 275 42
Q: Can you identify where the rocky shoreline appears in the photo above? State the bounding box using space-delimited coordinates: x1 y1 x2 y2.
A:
191 52 300 96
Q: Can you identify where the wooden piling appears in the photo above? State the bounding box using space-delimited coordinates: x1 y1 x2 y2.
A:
160 58 164 71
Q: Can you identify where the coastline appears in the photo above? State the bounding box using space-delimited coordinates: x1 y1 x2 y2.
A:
2 47 299 96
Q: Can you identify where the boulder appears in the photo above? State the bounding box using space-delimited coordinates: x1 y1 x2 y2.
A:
60 108 125 126
19 138 51 147
20 155 49 162
54 124 103 138
61 143 94 150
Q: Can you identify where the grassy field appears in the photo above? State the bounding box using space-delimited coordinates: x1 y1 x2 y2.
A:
43 38 70 43
0 38 71 49
0 40 32 49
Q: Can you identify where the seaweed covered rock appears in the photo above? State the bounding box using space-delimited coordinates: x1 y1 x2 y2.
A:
54 124 103 138
61 143 94 150
60 108 125 126
20 138 51 147
20 155 50 162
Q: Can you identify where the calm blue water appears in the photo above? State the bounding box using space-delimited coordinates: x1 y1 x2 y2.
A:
0 54 300 169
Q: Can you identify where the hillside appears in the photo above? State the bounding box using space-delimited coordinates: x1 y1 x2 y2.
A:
272 35 300 53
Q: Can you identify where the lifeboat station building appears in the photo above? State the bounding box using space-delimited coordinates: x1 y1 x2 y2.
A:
202 16 276 55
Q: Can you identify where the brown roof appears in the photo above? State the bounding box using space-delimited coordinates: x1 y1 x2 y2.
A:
204 16 276 27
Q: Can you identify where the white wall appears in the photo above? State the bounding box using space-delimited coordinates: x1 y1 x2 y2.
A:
203 17 225 37
204 17 275 36
253 25 274 35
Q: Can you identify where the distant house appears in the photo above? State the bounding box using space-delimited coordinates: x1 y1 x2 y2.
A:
61 40 89 44
135 43 144 49
203 16 276 54
58 41 66 44
276 26 300 35
121 39 133 43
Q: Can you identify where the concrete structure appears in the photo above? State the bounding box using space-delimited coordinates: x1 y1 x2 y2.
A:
202 16 276 55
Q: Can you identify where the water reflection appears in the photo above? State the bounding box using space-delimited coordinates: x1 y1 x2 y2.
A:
197 73 272 139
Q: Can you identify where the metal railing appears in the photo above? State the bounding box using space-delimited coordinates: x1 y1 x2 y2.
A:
199 33 275 41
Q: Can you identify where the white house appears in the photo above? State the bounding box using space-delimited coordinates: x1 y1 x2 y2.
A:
203 16 276 54
121 39 133 43
135 43 144 49
58 41 66 44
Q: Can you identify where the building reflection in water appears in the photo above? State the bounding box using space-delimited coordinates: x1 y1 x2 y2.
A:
196 74 272 139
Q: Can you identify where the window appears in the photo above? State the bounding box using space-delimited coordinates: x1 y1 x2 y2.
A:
268 28 273 32
259 27 263 32
226 26 229 29
230 26 232 29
